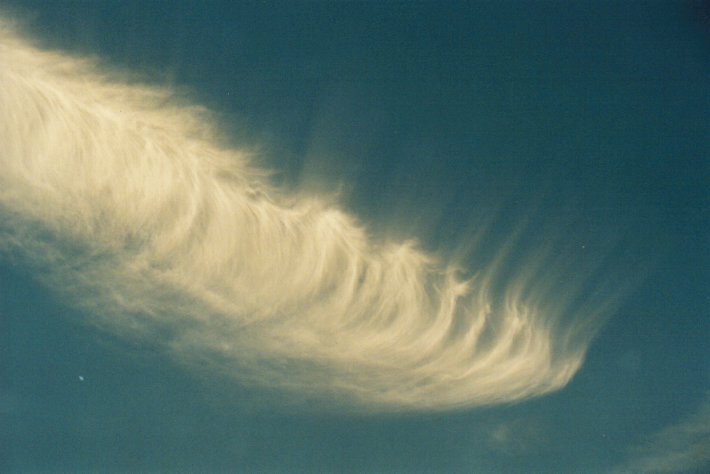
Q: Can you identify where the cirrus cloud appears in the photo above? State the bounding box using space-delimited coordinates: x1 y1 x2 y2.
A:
0 18 620 412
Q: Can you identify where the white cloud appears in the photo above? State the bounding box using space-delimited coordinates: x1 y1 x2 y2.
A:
0 18 620 412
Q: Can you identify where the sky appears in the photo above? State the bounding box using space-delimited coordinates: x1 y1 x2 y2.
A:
0 1 708 473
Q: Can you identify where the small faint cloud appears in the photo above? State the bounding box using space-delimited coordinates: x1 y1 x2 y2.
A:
485 417 549 456
615 392 710 473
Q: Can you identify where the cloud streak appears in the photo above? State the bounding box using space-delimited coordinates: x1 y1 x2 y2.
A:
615 393 710 473
0 20 618 412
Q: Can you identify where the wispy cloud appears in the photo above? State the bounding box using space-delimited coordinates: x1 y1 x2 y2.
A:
615 393 710 473
0 18 620 412
485 416 550 456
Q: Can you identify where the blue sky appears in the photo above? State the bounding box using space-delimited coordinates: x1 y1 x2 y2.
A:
1 1 708 472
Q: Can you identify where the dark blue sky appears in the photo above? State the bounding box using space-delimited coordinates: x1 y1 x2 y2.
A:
1 1 708 472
